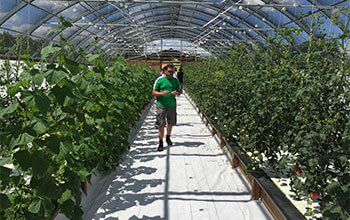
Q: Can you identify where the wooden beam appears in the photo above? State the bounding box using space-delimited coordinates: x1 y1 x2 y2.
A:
220 137 225 148
261 190 286 220
251 179 262 200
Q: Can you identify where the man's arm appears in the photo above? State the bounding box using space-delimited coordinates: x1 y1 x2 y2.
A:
153 90 169 97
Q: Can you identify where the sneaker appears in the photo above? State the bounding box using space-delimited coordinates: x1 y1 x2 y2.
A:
157 141 164 151
166 135 173 146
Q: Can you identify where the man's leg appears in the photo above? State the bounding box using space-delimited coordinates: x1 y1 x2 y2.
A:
166 125 173 146
166 107 176 145
159 126 165 140
157 125 165 151
166 125 173 136
156 107 166 151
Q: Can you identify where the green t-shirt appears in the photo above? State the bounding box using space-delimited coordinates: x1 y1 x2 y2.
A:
153 76 180 107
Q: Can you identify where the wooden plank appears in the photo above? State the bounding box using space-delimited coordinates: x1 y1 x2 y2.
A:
231 153 239 168
238 163 253 185
211 128 216 136
220 137 225 148
261 190 285 220
251 179 262 200
81 181 87 196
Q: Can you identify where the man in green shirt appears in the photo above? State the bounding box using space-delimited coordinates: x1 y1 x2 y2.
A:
153 64 181 151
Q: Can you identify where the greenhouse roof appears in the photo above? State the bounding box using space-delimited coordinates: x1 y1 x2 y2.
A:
0 0 349 58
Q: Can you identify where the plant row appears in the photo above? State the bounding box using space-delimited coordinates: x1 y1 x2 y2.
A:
0 22 156 219
183 14 350 219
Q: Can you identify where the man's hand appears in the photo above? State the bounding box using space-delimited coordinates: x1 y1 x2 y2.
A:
162 91 170 95
171 90 180 96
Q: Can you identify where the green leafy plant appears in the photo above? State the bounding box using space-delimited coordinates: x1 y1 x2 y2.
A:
184 11 350 219
0 19 156 219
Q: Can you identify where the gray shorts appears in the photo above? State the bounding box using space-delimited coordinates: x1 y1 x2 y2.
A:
156 106 177 127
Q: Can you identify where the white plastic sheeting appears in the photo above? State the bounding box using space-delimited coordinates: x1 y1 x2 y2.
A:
60 94 273 220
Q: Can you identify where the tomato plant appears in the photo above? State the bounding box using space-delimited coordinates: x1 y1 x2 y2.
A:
184 11 350 219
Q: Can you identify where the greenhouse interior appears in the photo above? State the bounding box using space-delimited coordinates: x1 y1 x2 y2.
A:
0 0 349 220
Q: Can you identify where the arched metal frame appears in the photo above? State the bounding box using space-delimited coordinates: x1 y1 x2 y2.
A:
0 0 348 58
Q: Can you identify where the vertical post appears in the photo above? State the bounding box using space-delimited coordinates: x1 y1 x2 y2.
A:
211 128 216 136
251 179 261 200
81 181 87 196
231 153 239 168
145 43 147 62
195 47 197 61
180 40 183 63
220 137 225 148
161 39 163 61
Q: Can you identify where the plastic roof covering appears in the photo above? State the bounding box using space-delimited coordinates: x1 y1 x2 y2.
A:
0 0 349 58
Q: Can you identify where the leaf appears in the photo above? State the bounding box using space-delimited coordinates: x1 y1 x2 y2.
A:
46 135 60 155
63 57 80 75
33 121 47 134
339 156 347 167
7 82 21 96
32 152 50 178
11 132 35 148
0 101 19 118
58 189 72 205
0 194 11 211
61 38 74 49
34 91 50 116
326 182 340 194
52 85 73 105
41 43 61 59
30 68 40 76
20 91 35 105
330 205 342 214
86 54 100 62
46 28 60 36
20 70 32 80
60 199 74 218
28 199 41 214
115 101 124 109
77 168 89 181
33 73 45 86
37 177 60 199
0 158 11 166
13 150 32 170
59 141 73 157
62 20 73 28
0 166 12 183
45 68 67 86
72 206 84 220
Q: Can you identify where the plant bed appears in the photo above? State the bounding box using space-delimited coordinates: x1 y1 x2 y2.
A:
183 12 350 219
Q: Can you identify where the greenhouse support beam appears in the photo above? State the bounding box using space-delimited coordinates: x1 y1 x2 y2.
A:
49 22 275 31
51 0 349 9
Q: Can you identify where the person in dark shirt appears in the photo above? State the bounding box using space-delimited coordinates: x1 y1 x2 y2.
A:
177 66 184 93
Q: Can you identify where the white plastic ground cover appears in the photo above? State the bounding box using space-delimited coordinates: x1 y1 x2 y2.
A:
56 94 273 220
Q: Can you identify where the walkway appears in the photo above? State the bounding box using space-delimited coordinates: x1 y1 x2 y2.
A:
81 94 273 220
